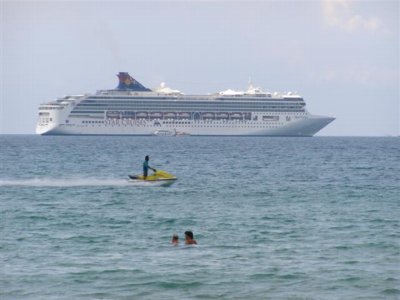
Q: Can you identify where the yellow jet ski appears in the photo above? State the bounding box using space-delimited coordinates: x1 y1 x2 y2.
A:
128 170 177 186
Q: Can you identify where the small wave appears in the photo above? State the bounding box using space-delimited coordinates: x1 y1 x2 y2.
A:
0 178 132 187
249 273 275 279
277 273 305 280
158 281 203 289
343 260 359 265
339 276 361 282
381 288 400 295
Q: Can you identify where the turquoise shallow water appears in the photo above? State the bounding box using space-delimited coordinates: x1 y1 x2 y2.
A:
1 136 399 299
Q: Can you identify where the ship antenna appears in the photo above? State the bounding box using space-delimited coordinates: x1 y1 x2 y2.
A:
248 76 253 90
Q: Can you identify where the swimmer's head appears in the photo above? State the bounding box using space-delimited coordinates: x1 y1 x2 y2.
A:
184 231 193 239
145 155 149 161
171 234 179 245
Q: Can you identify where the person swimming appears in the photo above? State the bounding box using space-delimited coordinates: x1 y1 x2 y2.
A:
184 231 197 245
171 234 179 246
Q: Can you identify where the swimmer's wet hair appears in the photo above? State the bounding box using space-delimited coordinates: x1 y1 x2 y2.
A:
172 234 179 240
185 231 193 239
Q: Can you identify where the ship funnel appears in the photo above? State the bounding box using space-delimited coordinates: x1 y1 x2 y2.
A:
116 72 152 91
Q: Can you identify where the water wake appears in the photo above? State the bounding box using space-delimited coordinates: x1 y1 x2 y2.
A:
0 178 173 187
0 178 132 187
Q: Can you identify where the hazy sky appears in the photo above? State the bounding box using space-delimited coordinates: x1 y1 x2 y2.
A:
1 0 399 135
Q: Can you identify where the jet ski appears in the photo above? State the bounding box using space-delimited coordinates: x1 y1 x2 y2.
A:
128 170 177 186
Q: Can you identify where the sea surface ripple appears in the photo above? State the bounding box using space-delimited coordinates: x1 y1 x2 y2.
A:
1 136 399 299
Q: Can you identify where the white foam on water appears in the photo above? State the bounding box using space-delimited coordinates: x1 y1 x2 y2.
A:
0 178 132 187
0 178 175 188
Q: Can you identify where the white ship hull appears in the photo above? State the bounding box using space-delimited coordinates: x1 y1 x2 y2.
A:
36 113 334 137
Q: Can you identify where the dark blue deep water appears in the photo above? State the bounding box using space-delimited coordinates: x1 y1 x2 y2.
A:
1 136 399 299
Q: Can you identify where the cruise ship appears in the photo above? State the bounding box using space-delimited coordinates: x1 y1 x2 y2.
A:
36 72 334 136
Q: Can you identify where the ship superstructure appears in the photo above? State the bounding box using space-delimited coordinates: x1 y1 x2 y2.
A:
36 72 334 136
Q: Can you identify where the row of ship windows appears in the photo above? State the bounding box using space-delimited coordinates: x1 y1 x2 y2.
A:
82 120 104 124
74 108 304 112
80 99 304 105
80 120 283 125
160 120 278 124
77 104 304 109
78 100 304 105
85 97 303 102
81 123 279 128
162 124 280 128
73 114 306 121
39 107 63 110
39 118 52 122
165 125 279 128
75 112 305 119
164 121 190 124
72 109 305 114
80 120 280 124
74 106 304 112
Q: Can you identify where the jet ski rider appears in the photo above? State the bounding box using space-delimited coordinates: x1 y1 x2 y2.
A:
143 155 156 179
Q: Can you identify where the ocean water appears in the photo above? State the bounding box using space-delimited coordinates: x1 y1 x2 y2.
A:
0 135 399 299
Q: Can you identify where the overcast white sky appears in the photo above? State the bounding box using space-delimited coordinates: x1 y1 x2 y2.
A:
1 0 399 135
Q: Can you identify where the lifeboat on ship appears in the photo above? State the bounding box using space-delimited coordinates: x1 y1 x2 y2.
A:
230 112 243 120
106 111 121 119
177 112 191 120
149 112 163 120
202 112 215 120
164 112 176 119
136 111 148 119
216 112 229 120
